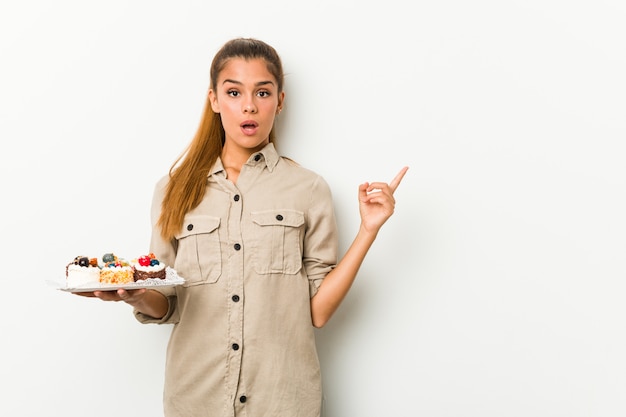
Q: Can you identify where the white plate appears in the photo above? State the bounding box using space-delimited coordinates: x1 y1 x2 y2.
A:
50 266 185 292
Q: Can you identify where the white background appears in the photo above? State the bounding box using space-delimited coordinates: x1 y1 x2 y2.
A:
1 1 625 416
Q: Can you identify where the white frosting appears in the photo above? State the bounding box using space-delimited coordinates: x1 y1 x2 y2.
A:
66 264 101 288
134 263 166 273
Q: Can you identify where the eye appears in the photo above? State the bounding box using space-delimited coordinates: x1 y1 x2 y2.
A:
257 90 271 98
227 89 240 97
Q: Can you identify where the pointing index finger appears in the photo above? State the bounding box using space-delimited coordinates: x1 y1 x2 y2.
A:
389 166 409 193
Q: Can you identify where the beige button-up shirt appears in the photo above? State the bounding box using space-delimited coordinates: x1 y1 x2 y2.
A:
135 143 338 417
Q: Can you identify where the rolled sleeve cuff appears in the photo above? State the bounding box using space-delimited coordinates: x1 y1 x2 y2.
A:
133 292 179 325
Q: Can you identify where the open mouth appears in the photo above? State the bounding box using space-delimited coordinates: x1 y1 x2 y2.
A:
241 120 258 129
241 120 258 135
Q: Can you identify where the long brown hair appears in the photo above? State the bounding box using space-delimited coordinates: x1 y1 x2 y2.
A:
157 38 285 240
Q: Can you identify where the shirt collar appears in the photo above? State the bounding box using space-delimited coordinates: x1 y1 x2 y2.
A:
210 142 280 178
250 142 279 172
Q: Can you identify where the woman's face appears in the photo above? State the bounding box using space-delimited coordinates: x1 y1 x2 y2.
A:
209 57 284 155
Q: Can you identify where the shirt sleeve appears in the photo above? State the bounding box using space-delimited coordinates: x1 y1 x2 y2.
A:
303 174 338 298
134 176 180 325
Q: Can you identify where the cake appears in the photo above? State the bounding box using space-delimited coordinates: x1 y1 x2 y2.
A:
132 253 166 281
99 253 134 284
66 256 101 287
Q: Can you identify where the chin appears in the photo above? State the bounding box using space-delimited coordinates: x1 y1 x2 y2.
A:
242 138 270 150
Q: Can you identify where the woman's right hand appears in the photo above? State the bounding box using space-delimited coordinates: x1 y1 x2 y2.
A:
73 288 169 319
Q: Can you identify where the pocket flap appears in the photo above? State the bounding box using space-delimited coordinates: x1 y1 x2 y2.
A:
176 215 221 239
251 210 304 228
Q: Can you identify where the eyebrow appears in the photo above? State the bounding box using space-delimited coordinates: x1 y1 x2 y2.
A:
222 79 275 87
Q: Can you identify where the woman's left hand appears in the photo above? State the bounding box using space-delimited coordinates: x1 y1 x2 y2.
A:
358 166 408 233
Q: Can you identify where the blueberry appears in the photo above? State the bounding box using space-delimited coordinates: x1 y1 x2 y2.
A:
102 253 115 263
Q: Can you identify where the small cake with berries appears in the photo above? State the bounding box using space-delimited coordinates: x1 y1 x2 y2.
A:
66 256 101 288
99 252 134 284
132 253 166 281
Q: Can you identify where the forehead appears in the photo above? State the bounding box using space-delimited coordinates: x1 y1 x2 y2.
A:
217 57 276 85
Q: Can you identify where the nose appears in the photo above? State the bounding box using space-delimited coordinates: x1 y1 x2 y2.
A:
243 99 257 114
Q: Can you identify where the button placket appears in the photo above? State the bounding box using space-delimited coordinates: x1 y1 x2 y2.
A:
226 183 245 406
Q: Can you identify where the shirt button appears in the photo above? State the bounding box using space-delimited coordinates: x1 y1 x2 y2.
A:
186 224 193 231
239 395 247 403
276 214 283 221
234 243 241 251
232 295 240 302
234 194 240 202
254 154 261 161
232 343 239 351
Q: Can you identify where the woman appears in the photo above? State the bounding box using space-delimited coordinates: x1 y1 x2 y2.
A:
89 38 407 416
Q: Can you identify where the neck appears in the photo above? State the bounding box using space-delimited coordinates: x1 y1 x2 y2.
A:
221 141 268 170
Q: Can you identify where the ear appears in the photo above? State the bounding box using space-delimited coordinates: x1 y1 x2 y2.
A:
276 91 285 114
208 89 220 113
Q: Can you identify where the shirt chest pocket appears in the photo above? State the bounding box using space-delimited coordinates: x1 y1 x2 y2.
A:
251 210 304 275
175 215 222 286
